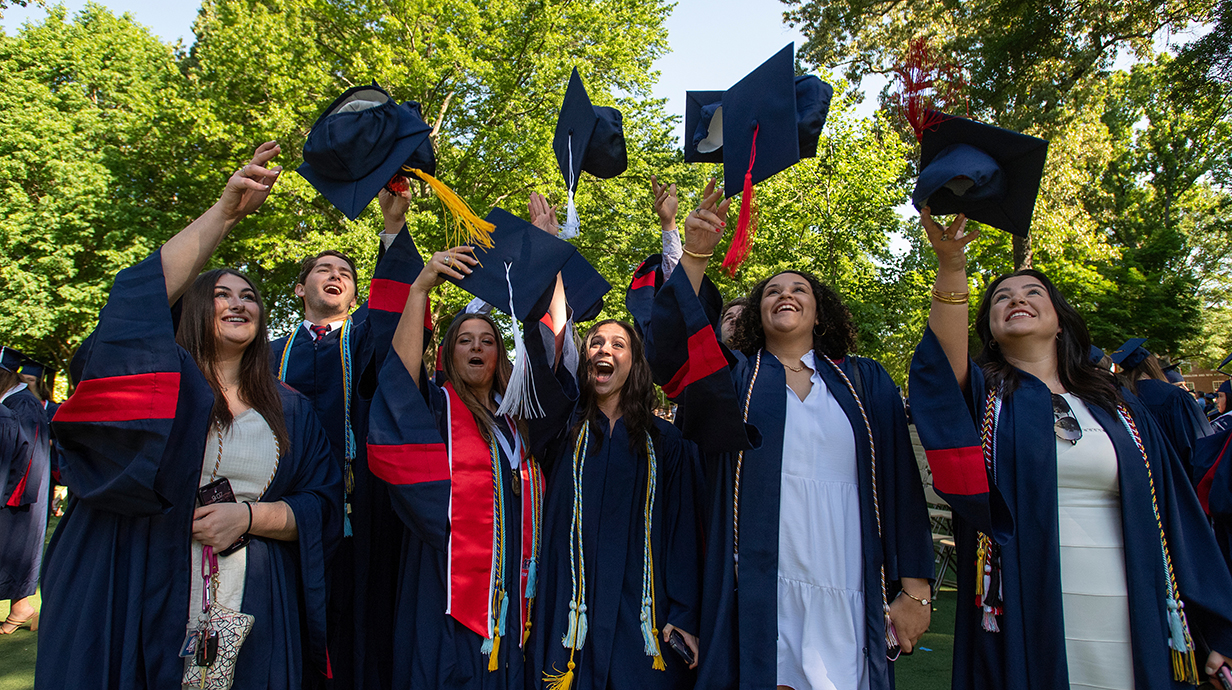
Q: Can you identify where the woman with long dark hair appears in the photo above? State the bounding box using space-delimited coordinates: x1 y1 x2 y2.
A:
531 319 702 690
643 180 935 690
37 143 341 690
366 193 578 690
910 208 1232 690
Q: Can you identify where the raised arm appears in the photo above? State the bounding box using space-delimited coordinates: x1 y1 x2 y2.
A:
392 246 476 386
529 192 569 355
651 175 682 279
160 142 282 305
921 208 977 390
678 178 731 295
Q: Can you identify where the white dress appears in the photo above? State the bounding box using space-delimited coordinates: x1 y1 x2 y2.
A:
1056 394 1135 690
777 351 869 690
183 409 278 685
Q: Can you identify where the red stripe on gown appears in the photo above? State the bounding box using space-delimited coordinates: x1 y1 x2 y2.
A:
54 372 180 423
662 327 727 398
926 446 990 496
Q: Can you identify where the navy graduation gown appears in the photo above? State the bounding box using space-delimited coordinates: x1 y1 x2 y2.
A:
0 387 49 600
1135 378 1212 480
645 268 935 690
533 412 703 690
368 320 573 690
909 327 1232 690
37 252 342 690
0 405 29 506
1193 428 1232 573
269 228 423 690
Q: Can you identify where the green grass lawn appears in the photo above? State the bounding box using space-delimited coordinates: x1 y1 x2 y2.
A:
0 514 55 690
894 587 957 690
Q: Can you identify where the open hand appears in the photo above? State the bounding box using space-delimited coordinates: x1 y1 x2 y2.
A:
413 246 477 293
682 178 730 258
192 502 249 549
921 207 976 274
219 141 282 224
529 192 560 236
651 175 678 226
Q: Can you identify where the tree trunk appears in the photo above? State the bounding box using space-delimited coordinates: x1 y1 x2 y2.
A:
1013 234 1032 270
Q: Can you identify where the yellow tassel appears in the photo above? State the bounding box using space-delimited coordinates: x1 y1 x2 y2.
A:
522 621 532 647
652 653 666 671
544 661 576 690
1172 648 1200 685
409 169 495 249
487 635 500 671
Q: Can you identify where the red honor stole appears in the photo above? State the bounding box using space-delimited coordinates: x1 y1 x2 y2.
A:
443 383 544 650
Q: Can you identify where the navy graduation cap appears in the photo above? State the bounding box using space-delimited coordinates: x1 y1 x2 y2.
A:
1110 338 1150 369
686 44 832 275
449 208 606 324
1089 345 1107 365
298 83 494 247
553 68 628 239
0 346 25 372
910 112 1049 237
1218 352 1232 374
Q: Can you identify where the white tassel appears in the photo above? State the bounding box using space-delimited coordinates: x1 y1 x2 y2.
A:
575 604 588 650
559 133 580 239
560 191 580 239
495 262 545 419
562 600 579 648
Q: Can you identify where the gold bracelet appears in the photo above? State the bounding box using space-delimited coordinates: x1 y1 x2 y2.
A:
682 247 714 259
899 589 931 607
931 288 970 305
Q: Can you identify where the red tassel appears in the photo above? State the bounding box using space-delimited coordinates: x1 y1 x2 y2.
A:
894 38 964 140
721 124 759 277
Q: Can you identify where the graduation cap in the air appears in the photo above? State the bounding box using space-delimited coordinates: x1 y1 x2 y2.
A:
910 112 1049 237
298 83 493 246
449 207 608 417
1110 338 1150 369
553 68 628 239
0 347 25 373
686 44 832 275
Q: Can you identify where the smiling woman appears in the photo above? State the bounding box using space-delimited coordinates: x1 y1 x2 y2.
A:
642 179 934 690
37 143 341 690
909 208 1232 690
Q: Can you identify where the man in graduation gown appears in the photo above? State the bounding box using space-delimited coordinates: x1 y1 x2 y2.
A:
269 189 424 690
643 265 935 690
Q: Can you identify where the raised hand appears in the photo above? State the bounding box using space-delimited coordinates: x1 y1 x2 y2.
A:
651 175 678 226
529 192 560 236
379 187 412 232
920 207 976 274
218 141 282 224
412 246 478 294
682 177 731 257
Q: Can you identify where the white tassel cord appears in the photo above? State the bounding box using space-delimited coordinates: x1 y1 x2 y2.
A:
495 262 545 419
559 133 580 239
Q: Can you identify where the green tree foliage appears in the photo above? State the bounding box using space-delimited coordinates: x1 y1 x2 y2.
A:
0 4 208 374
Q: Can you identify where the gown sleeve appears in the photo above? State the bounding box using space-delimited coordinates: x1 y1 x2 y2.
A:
278 389 345 670
1151 383 1214 481
645 266 753 454
367 352 452 551
522 312 581 464
660 427 703 635
358 226 427 398
50 252 184 516
0 407 30 502
625 254 666 340
908 326 1013 542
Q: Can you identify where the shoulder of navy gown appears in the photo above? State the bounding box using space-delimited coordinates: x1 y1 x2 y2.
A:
1137 377 1213 480
2 389 48 507
646 266 753 454
0 405 29 499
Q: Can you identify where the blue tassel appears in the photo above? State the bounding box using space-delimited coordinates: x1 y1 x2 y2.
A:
1167 598 1188 651
640 607 657 656
562 601 578 648
526 559 538 594
498 594 510 636
343 513 353 537
481 636 494 655
576 604 588 649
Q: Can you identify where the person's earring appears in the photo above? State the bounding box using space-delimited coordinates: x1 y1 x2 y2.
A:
989 340 1000 350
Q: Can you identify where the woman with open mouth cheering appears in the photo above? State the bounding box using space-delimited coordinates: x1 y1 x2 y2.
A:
644 179 935 690
531 318 703 690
